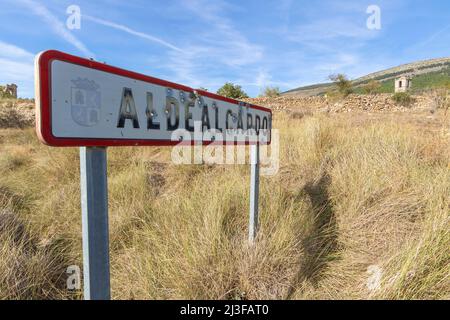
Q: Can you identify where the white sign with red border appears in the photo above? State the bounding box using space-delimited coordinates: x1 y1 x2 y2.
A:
35 50 272 147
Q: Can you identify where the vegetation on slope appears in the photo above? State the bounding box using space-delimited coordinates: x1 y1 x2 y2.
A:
353 67 450 94
0 100 448 299
286 60 450 96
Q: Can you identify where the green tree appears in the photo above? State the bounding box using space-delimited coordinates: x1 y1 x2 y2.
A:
260 86 281 98
217 83 249 99
329 74 353 97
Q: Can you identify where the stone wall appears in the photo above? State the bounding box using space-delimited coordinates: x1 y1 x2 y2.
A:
0 99 34 128
246 93 436 114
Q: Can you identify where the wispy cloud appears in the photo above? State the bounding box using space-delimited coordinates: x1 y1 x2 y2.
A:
180 0 263 67
82 15 183 52
16 0 95 58
286 17 376 45
412 23 450 50
160 0 264 91
0 41 34 60
0 41 34 97
82 2 262 90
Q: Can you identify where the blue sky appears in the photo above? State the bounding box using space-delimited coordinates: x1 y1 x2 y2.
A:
1 0 450 98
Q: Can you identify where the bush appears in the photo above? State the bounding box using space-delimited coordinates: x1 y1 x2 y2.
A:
217 83 249 99
329 74 353 97
392 92 415 107
260 86 281 98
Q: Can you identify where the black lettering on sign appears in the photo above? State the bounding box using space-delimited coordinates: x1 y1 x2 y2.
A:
247 113 253 130
145 92 160 130
255 115 261 135
117 88 140 128
180 91 194 132
261 116 269 141
166 96 179 131
201 105 211 131
184 100 195 132
213 102 222 132
262 116 268 129
237 110 243 130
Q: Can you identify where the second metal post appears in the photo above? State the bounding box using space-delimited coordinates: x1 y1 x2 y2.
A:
249 143 260 245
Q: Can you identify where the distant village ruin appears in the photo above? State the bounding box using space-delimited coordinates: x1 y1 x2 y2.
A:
0 84 18 98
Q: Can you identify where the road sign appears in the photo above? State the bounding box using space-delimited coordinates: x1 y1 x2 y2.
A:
35 50 272 147
34 50 271 300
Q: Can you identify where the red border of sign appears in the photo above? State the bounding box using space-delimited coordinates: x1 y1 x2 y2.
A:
35 50 272 147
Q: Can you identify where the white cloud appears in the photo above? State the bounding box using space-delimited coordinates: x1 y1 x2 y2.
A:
16 0 95 58
286 17 376 45
0 41 34 60
180 0 263 67
0 58 33 82
0 41 34 97
411 23 450 50
156 0 264 93
82 15 183 52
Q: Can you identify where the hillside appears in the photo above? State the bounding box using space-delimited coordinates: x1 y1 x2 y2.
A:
284 57 450 96
0 97 449 299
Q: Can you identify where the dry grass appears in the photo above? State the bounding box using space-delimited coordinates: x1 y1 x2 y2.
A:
0 102 448 299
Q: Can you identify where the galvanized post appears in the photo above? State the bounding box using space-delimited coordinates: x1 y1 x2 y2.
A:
80 147 111 300
249 143 260 245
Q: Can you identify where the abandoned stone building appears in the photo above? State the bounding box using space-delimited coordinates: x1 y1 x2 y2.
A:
0 84 18 98
394 76 412 93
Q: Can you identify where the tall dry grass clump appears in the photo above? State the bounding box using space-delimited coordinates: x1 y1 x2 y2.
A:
0 102 448 299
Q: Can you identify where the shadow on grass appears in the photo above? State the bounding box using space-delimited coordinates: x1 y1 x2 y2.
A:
286 172 339 299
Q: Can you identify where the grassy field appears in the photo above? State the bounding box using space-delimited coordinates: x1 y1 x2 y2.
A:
0 101 449 299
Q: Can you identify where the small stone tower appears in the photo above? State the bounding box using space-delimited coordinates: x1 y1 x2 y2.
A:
394 76 412 93
6 84 18 98
1 84 18 98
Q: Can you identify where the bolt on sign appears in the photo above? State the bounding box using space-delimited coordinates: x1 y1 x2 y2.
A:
35 50 272 146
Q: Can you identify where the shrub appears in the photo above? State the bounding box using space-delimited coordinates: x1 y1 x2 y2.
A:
392 92 415 107
260 86 281 98
217 83 249 99
329 74 353 97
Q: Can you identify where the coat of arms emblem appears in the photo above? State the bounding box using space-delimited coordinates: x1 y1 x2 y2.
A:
71 78 101 127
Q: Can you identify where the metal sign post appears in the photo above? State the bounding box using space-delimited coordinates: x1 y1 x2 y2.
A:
248 143 260 245
80 146 111 300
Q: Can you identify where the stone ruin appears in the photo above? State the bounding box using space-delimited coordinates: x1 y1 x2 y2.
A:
0 84 18 98
394 76 412 93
